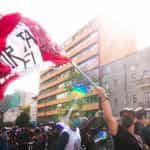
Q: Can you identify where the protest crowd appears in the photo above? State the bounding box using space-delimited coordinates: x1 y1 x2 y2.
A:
0 12 149 150
0 87 149 150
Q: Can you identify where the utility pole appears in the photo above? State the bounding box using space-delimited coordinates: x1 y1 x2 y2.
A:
97 19 102 86
124 64 128 107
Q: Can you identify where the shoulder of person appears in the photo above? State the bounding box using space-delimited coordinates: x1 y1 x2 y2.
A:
61 131 69 137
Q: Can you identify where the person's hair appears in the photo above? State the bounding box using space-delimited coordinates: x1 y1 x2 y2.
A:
135 109 146 120
120 109 135 118
120 109 136 128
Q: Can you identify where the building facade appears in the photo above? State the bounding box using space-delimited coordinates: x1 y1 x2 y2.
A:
37 18 136 122
37 19 100 122
102 47 150 115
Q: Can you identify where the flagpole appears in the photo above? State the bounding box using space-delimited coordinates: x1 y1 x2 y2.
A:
71 61 100 88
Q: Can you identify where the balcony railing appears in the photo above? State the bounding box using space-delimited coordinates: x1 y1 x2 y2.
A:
40 75 70 91
38 91 97 109
68 36 98 58
37 102 99 117
82 102 99 111
64 23 98 51
136 77 150 88
38 87 66 100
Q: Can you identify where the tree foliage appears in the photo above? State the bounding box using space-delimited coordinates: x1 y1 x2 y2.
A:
15 112 30 127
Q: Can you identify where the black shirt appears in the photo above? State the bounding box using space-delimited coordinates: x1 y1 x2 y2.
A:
113 126 144 150
56 131 69 150
135 123 150 147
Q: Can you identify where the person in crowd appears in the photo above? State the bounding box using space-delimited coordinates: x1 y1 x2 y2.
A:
55 122 70 150
135 107 150 147
0 128 9 150
95 87 149 150
93 111 114 150
56 122 81 150
79 116 98 150
32 127 45 150
47 122 59 150
16 127 30 150
41 126 48 150
8 129 17 150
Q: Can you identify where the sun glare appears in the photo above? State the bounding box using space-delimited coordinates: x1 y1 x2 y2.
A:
5 71 40 96
1 0 150 96
96 0 150 49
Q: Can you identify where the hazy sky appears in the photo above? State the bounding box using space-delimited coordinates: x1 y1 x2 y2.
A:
1 0 150 49
0 0 101 44
1 0 150 96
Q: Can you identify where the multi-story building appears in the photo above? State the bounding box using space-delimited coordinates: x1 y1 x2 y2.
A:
102 47 150 115
37 18 136 122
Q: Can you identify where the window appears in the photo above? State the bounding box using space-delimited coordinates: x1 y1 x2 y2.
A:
40 85 58 95
38 106 55 112
60 70 71 78
72 43 98 60
113 79 118 87
56 92 71 99
41 69 55 78
92 95 99 102
144 93 150 107
41 76 58 86
81 32 98 46
85 96 98 103
38 96 56 104
131 72 136 80
129 65 138 80
129 95 137 105
114 98 118 104
142 70 150 79
63 38 72 51
58 81 72 88
103 66 111 74
67 31 98 54
79 56 98 69
86 68 99 78
133 95 137 104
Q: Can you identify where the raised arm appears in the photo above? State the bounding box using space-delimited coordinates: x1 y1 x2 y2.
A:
95 87 118 136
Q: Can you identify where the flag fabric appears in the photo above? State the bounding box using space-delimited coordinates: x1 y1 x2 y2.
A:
0 13 70 100
72 83 89 98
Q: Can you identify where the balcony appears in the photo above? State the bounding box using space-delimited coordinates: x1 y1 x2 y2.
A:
82 102 99 111
41 64 72 83
41 48 98 83
136 77 150 88
38 87 66 100
75 48 98 63
40 68 52 77
40 75 70 91
68 36 98 58
38 91 97 109
37 112 45 117
38 96 71 108
37 102 99 117
80 61 98 72
64 22 98 51
37 108 66 117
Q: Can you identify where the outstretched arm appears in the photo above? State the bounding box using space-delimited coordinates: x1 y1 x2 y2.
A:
95 87 118 136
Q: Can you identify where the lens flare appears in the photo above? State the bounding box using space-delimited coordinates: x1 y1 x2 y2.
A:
72 84 89 98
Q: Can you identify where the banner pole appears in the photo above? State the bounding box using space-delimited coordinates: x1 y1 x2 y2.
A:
71 61 100 88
